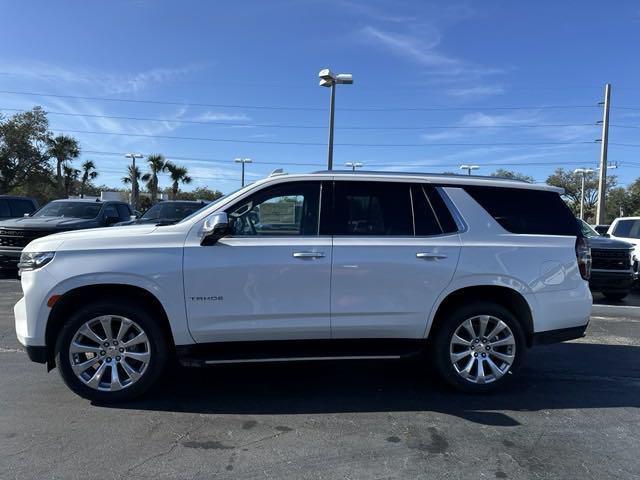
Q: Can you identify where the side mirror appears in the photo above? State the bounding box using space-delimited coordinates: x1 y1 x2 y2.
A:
201 212 229 245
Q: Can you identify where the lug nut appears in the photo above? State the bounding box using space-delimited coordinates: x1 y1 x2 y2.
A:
486 346 491 350
113 340 118 346
100 350 106 356
106 357 112 363
116 356 121 361
119 347 124 353
103 342 109 347
474 353 478 357
481 353 487 358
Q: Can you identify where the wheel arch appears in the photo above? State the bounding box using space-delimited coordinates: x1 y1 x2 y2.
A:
45 283 175 370
427 285 535 347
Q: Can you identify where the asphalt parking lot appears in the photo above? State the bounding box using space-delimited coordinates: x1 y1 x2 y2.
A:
1 277 639 480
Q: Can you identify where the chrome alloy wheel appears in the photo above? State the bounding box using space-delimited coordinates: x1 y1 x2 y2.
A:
449 315 516 384
68 315 151 391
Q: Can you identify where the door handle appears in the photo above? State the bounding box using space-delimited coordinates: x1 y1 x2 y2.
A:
293 251 325 259
416 252 447 260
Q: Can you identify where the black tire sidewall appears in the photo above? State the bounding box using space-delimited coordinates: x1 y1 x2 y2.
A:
55 300 168 403
432 301 527 393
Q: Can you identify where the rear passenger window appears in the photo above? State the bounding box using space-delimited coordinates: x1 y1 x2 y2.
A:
411 185 442 236
464 186 579 236
116 204 131 221
333 181 413 236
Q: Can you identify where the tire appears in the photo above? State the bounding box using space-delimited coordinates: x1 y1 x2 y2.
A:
602 291 628 301
55 299 169 403
431 301 527 393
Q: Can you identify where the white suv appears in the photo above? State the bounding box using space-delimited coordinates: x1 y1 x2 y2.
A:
14 171 592 402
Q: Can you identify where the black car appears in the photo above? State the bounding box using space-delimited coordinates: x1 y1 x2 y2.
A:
0 195 38 220
0 199 132 269
579 219 635 300
114 200 207 226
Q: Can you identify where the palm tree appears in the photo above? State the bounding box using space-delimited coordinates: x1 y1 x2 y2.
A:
122 165 142 205
47 135 80 197
165 162 192 199
63 165 80 197
80 160 98 198
142 154 167 203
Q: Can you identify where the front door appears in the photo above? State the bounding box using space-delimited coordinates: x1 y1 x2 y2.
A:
329 181 461 339
183 180 332 343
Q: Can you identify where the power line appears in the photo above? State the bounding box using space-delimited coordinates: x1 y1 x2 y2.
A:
0 107 602 131
52 128 600 147
0 89 604 112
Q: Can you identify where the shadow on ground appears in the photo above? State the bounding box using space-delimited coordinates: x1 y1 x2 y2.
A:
105 342 640 426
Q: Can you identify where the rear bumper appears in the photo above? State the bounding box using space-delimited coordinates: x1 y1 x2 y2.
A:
532 324 588 345
589 270 634 292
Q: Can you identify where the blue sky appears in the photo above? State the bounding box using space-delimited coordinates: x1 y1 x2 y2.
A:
1 0 640 193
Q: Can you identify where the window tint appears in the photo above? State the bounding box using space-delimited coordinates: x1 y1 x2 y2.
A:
411 184 442 236
333 181 413 236
9 199 35 217
116 204 131 221
428 187 459 233
464 186 579 236
0 200 10 218
613 219 640 239
227 181 320 236
104 204 118 219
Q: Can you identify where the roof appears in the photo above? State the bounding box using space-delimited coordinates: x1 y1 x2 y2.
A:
266 170 565 193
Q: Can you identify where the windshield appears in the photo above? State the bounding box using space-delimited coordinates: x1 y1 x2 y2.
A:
142 202 206 221
32 201 102 219
612 219 640 239
579 219 599 238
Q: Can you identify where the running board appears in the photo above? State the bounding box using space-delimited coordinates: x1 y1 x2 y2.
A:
176 339 426 368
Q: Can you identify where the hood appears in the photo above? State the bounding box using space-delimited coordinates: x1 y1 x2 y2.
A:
587 235 634 250
0 216 99 230
114 218 161 226
23 224 159 254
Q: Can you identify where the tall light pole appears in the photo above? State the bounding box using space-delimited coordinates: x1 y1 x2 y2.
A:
125 153 143 210
460 164 480 175
596 83 611 224
574 168 595 220
345 162 363 171
234 158 252 187
319 69 353 170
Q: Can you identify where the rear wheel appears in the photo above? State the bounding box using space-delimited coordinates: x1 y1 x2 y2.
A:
432 302 526 393
55 300 169 403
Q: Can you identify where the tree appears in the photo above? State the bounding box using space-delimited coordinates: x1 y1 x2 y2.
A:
63 165 80 197
165 162 192 199
491 168 535 183
173 186 224 201
142 154 167 203
47 134 80 197
546 168 617 222
79 160 98 198
122 165 142 205
0 106 52 196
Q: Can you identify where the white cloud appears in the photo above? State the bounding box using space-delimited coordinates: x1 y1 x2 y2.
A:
459 111 541 127
420 130 463 141
191 111 251 122
446 85 505 98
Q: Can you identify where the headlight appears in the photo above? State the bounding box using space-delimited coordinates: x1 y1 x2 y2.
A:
17 251 55 272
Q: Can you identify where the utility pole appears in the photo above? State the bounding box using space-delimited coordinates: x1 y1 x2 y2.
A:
596 83 611 224
125 153 143 211
234 158 252 187
574 168 594 220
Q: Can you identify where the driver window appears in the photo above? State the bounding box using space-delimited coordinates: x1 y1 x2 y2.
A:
227 181 320 236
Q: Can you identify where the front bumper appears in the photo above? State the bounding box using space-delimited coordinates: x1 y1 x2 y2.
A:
0 248 22 268
589 269 634 292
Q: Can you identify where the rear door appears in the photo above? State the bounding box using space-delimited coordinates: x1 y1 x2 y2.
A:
329 180 461 339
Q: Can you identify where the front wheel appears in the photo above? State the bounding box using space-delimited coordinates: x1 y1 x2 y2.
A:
432 302 527 393
55 300 169 403
602 291 628 301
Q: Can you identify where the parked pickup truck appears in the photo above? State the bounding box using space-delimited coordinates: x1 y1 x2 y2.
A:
579 220 634 300
0 199 132 269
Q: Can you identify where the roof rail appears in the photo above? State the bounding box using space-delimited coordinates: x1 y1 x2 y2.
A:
311 170 531 183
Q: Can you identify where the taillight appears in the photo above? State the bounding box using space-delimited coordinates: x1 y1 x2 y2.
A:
576 236 591 280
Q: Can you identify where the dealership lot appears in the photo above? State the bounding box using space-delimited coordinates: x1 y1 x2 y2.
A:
1 277 639 480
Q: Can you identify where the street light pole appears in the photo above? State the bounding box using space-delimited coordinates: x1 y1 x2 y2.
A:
345 162 363 171
125 153 143 211
319 69 353 170
459 164 479 176
234 158 252 187
574 168 594 220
